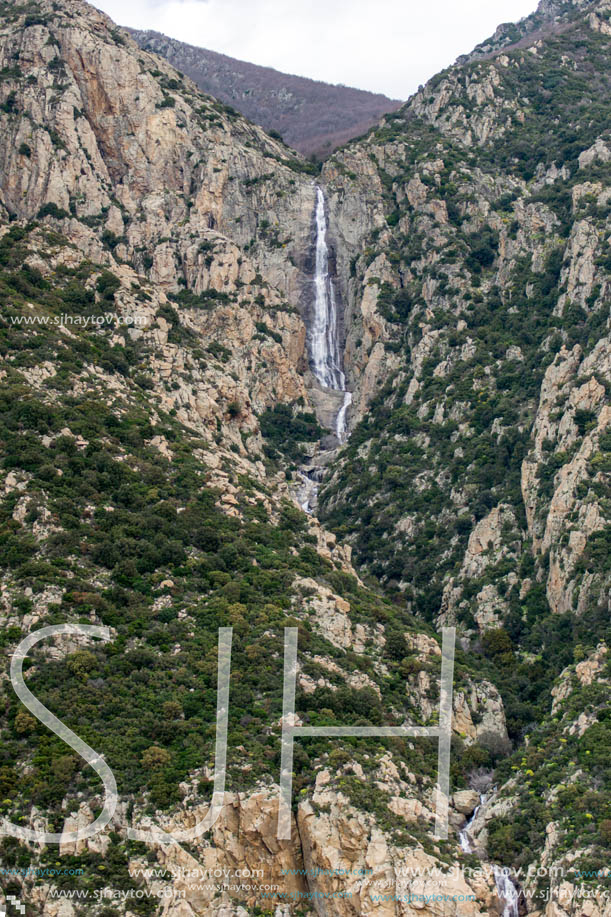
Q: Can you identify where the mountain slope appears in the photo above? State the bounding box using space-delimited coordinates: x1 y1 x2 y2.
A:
0 1 513 915
127 28 402 158
315 0 610 905
0 0 609 913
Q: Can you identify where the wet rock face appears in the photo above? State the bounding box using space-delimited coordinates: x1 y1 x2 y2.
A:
322 154 397 424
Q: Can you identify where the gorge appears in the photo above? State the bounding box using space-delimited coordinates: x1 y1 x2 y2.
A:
0 0 608 914
459 794 521 917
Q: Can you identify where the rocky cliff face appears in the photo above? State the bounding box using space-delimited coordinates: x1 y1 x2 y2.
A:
0 0 324 455
0 1 512 915
0 0 318 292
0 0 609 914
320 0 610 642
315 0 610 907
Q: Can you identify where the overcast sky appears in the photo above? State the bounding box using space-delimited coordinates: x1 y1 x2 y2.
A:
94 0 539 99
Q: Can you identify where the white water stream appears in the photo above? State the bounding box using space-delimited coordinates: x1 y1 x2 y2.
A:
309 185 351 442
492 866 521 917
458 794 484 855
304 192 522 912
458 794 521 917
300 193 518 913
297 186 351 515
297 470 319 515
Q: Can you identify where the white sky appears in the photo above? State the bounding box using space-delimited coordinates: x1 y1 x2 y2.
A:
94 0 539 99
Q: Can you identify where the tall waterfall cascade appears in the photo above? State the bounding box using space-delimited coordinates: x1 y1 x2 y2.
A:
309 186 351 442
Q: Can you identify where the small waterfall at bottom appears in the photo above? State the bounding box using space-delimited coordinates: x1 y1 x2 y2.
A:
493 866 521 917
297 466 324 515
336 391 352 442
458 793 522 917
458 794 484 854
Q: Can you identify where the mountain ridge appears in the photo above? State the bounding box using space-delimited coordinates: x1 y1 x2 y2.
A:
126 26 402 158
457 0 603 62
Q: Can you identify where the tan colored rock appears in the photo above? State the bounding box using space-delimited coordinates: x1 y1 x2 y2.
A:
405 634 442 665
388 796 434 821
576 644 608 685
335 596 351 614
452 790 480 815
578 137 611 168
59 803 110 856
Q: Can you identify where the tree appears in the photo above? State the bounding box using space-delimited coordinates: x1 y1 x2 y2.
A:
141 746 172 771
14 711 36 735
482 628 513 660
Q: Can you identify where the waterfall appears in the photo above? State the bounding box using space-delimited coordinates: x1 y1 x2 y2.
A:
458 794 521 917
493 866 521 917
309 186 351 441
336 391 352 441
297 470 319 514
295 187 351 515
458 795 483 854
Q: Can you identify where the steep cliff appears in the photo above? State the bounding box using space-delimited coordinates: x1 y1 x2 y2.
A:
0 0 513 915
316 0 610 905
0 0 609 913
321 0 610 633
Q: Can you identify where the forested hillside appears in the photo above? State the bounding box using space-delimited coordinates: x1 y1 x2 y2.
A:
128 28 401 158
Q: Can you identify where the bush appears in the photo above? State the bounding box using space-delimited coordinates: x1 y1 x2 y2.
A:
482 628 513 659
37 202 69 220
0 90 17 114
141 746 172 770
465 227 499 273
260 403 323 463
96 271 121 300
